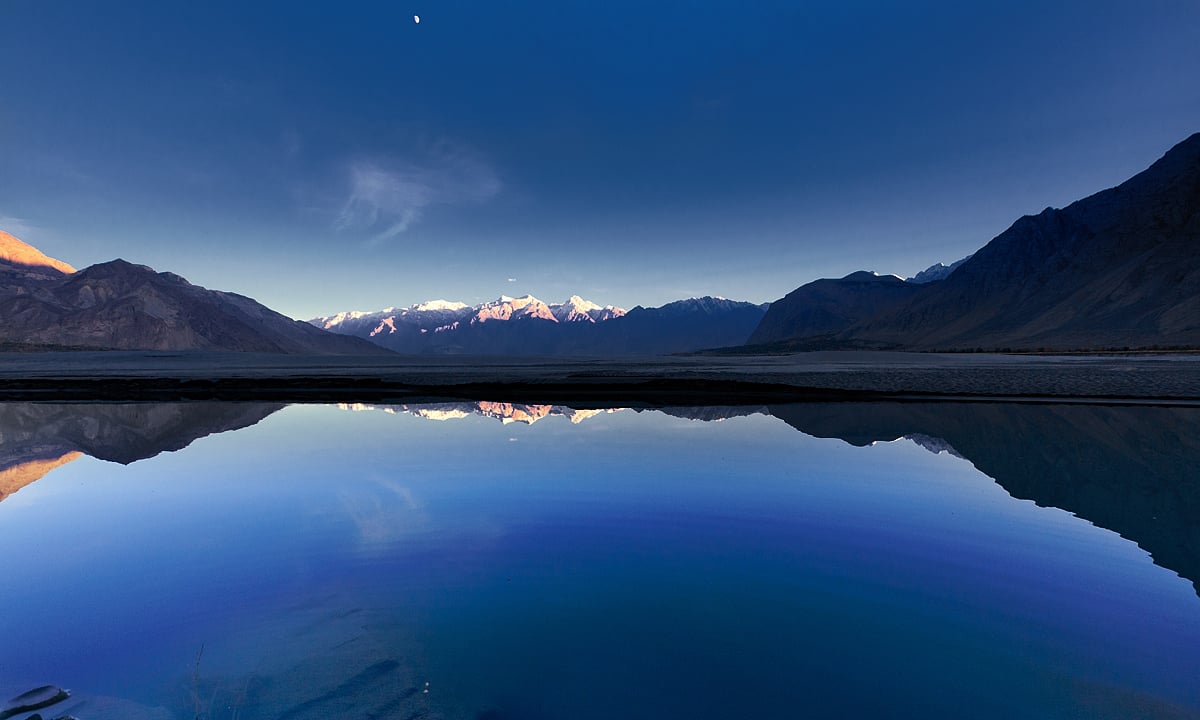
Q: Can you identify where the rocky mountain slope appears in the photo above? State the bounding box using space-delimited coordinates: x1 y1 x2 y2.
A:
0 233 385 354
748 271 924 345
0 230 76 276
583 296 768 355
853 132 1200 350
754 132 1200 351
907 255 971 284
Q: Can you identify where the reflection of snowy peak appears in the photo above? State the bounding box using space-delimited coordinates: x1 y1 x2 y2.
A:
338 402 622 425
906 433 965 458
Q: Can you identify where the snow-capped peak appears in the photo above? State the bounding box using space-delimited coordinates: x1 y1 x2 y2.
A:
414 299 468 312
312 293 627 331
472 294 555 323
908 254 973 284
551 295 628 323
565 295 600 311
313 309 383 329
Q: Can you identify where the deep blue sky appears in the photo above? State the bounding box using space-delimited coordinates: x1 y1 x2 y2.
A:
2 1 1198 318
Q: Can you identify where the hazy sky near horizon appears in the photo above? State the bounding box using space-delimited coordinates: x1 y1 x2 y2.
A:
2 1 1199 319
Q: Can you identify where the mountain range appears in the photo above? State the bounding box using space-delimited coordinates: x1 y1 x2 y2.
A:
313 295 625 340
0 228 766 356
752 132 1200 351
0 231 382 354
3 131 1198 356
312 294 768 356
318 132 1200 357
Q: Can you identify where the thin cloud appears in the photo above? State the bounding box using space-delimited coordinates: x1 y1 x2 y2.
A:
335 142 501 244
0 213 40 241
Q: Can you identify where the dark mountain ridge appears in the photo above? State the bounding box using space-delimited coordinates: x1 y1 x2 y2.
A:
0 244 386 354
754 132 1200 351
583 297 768 355
748 271 922 345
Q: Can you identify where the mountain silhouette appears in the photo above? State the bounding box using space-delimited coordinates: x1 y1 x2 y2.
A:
754 133 1200 350
0 235 386 354
748 271 922 346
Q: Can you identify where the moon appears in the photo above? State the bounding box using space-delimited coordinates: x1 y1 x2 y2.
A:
414 15 420 24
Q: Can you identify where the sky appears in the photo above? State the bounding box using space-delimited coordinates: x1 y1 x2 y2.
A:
1 1 1198 319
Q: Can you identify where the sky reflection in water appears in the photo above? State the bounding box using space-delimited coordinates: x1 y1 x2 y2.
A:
0 402 1198 720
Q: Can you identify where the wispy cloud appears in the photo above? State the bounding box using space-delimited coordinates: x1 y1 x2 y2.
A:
0 213 40 241
338 476 426 548
335 141 501 245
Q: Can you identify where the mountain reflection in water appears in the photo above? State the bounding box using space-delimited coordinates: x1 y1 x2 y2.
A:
3 399 1197 600
2 399 1199 719
0 402 283 502
340 399 1200 597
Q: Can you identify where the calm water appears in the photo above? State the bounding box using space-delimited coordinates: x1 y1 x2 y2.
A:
1 401 1199 719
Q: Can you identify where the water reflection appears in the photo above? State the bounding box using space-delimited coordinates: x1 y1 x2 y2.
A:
2 400 1199 718
3 399 1198 600
337 401 622 425
770 402 1200 597
350 400 1200 598
0 402 282 503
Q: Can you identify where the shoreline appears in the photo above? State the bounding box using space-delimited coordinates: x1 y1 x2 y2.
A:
0 350 1198 405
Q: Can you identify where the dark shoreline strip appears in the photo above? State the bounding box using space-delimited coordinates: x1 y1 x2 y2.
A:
0 376 1197 407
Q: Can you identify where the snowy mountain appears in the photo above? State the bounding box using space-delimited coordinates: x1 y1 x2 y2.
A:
552 295 625 323
312 300 472 339
312 294 627 354
312 294 764 355
312 294 626 339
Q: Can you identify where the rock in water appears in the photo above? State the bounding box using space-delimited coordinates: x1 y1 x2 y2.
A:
0 685 70 719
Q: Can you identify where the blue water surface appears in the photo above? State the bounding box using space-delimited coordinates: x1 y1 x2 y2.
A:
0 403 1197 719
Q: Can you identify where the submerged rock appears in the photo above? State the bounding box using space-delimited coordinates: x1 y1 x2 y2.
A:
0 685 70 719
